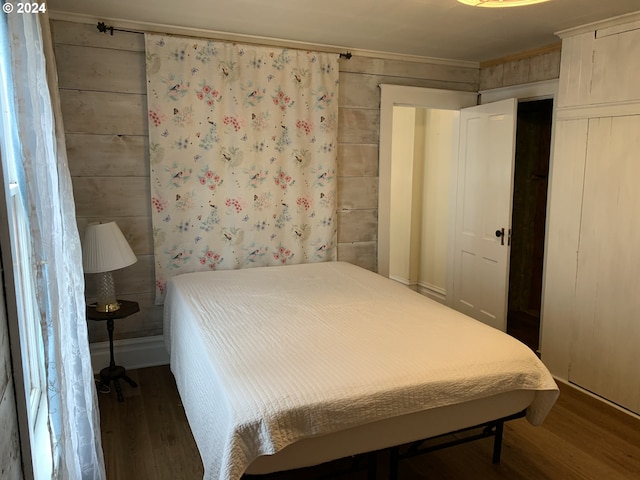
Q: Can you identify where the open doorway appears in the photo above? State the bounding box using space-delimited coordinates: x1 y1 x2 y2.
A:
506 99 553 353
379 85 557 347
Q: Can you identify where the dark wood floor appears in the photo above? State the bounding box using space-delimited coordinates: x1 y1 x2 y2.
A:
98 366 640 479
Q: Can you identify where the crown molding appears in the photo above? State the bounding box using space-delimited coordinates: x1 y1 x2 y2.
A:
49 10 480 69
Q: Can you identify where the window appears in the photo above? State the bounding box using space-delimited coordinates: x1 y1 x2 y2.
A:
0 12 52 479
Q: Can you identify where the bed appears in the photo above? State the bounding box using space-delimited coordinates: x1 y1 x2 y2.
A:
163 261 559 480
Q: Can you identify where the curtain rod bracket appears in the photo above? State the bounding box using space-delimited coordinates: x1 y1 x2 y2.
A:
340 52 352 59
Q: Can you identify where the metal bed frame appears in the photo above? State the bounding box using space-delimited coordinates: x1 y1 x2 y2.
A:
243 410 526 479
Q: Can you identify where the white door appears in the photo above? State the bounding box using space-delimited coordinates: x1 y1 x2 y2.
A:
451 99 517 331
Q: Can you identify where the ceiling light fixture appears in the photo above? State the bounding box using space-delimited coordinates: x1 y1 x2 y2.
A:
458 0 550 7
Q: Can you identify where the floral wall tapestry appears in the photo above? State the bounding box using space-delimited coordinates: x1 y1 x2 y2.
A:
145 34 339 303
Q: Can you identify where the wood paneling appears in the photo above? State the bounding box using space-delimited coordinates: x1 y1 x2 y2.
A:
382 58 478 85
479 47 561 91
337 241 377 272
528 50 561 83
66 134 149 177
338 109 380 144
0 382 22 480
52 20 145 52
72 177 150 217
337 177 378 210
341 56 479 86
337 210 377 243
0 277 21 480
337 144 378 177
480 64 504 91
55 44 146 94
0 290 11 403
338 72 382 108
53 18 480 343
60 90 148 135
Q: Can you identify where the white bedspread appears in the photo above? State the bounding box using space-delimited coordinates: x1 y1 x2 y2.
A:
164 261 558 480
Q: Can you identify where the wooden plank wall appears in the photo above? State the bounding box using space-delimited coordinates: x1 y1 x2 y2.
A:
0 273 22 479
51 19 478 343
479 43 561 90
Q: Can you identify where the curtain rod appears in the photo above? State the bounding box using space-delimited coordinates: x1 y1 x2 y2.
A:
96 22 353 59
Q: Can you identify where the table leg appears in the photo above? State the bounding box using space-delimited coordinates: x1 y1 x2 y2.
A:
100 316 137 401
113 379 124 402
122 373 138 388
106 317 116 367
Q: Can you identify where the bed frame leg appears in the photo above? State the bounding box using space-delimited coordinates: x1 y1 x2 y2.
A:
492 420 504 464
389 446 399 480
367 451 377 480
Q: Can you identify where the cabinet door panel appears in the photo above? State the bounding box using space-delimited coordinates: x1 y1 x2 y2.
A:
557 32 595 108
569 115 640 414
591 28 640 105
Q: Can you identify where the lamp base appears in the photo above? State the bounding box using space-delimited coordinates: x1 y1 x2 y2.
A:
96 271 119 313
95 301 121 313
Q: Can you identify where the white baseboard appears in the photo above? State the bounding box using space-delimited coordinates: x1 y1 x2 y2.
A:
554 377 640 422
89 334 169 375
388 275 418 291
417 282 447 304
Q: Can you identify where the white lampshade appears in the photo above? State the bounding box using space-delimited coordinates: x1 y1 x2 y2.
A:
82 221 137 274
82 221 137 312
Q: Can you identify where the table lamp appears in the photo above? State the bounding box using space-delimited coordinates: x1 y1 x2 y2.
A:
82 221 137 312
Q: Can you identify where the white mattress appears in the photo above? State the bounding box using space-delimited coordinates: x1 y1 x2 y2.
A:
164 261 558 480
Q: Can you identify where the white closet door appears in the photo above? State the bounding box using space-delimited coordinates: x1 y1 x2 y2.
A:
569 115 640 414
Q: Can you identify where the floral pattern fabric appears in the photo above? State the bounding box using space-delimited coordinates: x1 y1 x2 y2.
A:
145 34 339 303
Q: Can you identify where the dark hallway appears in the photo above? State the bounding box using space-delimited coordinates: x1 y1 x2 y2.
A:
507 99 553 353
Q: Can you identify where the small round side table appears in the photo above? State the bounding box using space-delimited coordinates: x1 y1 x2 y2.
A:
87 300 139 402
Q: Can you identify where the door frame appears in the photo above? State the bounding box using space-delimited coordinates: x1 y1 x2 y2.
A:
378 85 477 287
479 79 558 105
378 81 558 334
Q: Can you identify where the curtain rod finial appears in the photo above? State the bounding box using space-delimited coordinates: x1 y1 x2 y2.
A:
97 22 114 35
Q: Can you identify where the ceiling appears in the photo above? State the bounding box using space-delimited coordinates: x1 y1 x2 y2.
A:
48 0 640 63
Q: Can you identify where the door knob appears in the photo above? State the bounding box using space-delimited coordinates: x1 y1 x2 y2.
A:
495 228 505 245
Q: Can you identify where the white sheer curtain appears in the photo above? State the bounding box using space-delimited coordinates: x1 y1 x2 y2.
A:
3 6 105 479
